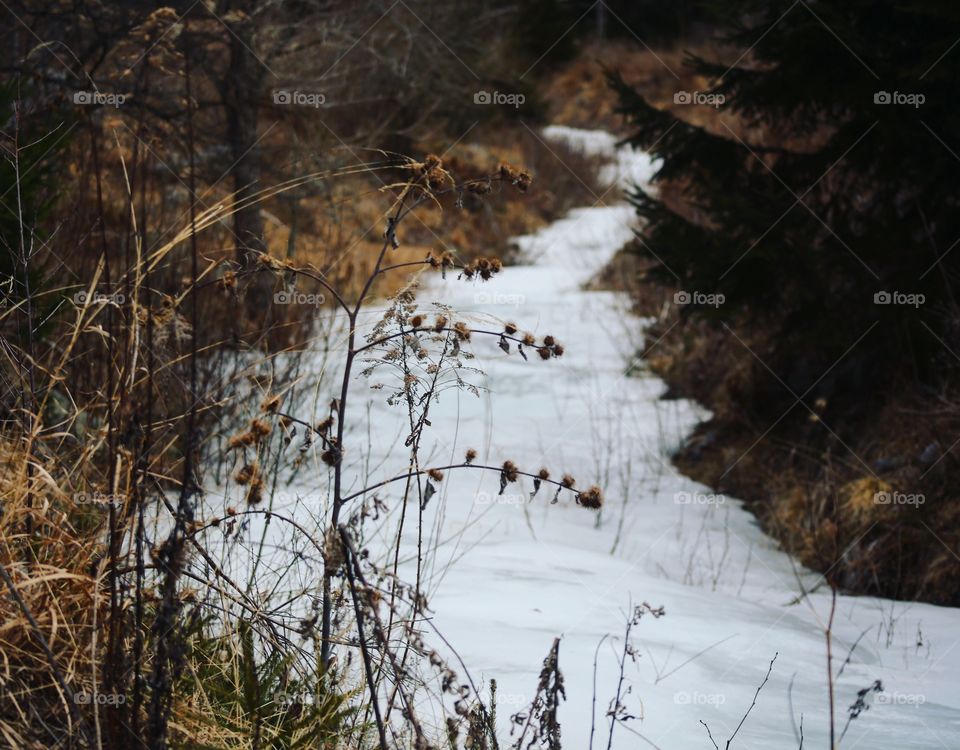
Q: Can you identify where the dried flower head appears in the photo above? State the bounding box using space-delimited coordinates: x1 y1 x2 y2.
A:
502 460 519 483
522 333 536 346
552 344 565 357
250 418 272 439
561 474 575 489
261 394 281 413
410 314 424 328
504 322 518 335
465 448 477 464
454 321 471 341
428 468 445 482
434 315 448 332
466 180 492 195
537 346 551 360
246 477 265 505
577 485 603 509
543 335 556 347
538 468 550 480
235 461 258 486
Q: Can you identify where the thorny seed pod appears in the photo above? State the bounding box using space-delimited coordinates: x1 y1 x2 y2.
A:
465 448 477 464
561 474 575 489
522 333 536 346
410 314 424 328
235 462 258 486
553 344 565 357
228 431 256 450
538 468 550 480
577 485 604 509
537 346 551 360
245 477 264 505
428 468 445 482
434 315 448 332
467 180 492 195
543 335 556 347
250 418 272 439
502 460 519 483
504 321 518 335
261 394 281 413
454 322 471 341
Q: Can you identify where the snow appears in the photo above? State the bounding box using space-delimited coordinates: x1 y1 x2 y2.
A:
221 127 960 748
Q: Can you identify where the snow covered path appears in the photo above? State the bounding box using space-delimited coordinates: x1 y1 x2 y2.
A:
283 126 960 748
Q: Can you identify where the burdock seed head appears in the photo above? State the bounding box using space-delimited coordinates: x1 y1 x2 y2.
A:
502 460 519 483
434 315 448 332
504 321 518 335
465 448 477 464
454 321 471 341
428 468 445 482
577 485 604 509
260 394 281 413
561 474 575 488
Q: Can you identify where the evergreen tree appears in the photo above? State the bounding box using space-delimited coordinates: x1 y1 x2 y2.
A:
612 0 960 411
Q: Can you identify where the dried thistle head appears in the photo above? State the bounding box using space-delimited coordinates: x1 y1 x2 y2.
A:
428 468 445 482
235 461 259 486
228 430 257 450
561 474 575 489
538 468 550 480
260 394 281 413
245 477 265 505
543 335 555 347
250 418 272 439
504 322 518 335
454 322 471 341
410 314 424 328
522 333 536 346
577 486 603 509
465 448 477 464
502 460 519 483
434 315 448 332
537 346 551 360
